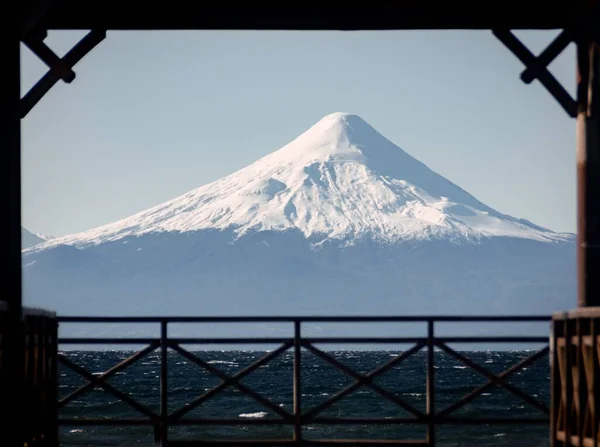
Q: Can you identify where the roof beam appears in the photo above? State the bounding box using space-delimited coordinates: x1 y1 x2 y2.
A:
35 1 577 31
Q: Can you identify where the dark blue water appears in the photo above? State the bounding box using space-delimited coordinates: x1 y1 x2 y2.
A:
59 350 549 446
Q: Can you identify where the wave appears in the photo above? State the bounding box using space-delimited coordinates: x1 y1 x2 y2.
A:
239 412 268 418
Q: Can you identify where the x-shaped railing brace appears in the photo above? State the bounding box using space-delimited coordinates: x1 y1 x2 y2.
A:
301 341 427 421
494 29 577 118
168 341 294 422
436 342 550 418
57 344 160 421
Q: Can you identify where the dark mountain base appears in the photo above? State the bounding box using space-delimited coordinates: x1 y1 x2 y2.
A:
23 229 575 343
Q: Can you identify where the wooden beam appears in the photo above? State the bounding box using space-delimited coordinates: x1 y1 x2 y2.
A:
36 0 576 31
20 0 53 38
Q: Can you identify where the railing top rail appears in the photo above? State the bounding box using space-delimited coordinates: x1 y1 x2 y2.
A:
56 315 551 323
57 336 551 344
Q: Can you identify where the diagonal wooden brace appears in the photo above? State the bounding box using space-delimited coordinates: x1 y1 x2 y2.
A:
438 345 549 417
23 36 76 83
58 342 159 408
494 29 577 118
303 342 426 419
20 29 106 118
168 341 293 421
303 341 425 420
520 29 573 84
58 353 159 420
436 341 550 415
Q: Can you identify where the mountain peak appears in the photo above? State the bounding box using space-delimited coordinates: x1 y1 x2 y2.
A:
253 112 403 177
26 114 573 251
313 112 366 128
290 112 386 154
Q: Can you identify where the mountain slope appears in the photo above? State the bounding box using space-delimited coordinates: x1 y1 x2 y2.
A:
22 226 46 249
25 113 571 253
22 113 575 340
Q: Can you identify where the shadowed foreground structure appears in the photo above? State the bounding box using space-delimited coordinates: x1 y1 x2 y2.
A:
2 1 599 446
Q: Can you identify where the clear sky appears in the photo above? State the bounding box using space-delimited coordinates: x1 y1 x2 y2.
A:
21 30 576 237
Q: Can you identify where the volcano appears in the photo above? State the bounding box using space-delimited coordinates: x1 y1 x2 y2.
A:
22 113 575 339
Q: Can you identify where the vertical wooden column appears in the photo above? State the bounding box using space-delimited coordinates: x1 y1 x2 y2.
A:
576 28 600 307
0 12 24 447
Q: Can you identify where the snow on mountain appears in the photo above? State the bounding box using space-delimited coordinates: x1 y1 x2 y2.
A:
21 226 47 249
24 112 571 253
22 113 575 342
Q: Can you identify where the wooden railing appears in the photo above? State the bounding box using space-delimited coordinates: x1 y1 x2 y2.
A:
552 308 600 447
56 315 551 446
0 302 58 447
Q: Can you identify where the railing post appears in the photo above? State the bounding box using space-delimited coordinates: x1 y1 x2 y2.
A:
576 318 585 447
156 321 168 446
550 317 560 447
293 320 302 444
426 320 435 446
24 314 32 444
49 319 59 447
564 318 573 445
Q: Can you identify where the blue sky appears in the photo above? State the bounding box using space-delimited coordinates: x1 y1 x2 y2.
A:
21 30 576 237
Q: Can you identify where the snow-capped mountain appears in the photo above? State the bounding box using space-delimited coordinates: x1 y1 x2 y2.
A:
22 113 575 341
26 113 570 253
21 226 48 249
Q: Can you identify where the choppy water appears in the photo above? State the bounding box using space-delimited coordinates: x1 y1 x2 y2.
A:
59 350 549 446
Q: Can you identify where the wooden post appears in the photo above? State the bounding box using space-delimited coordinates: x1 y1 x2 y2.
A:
576 34 600 307
0 13 24 447
426 320 435 446
159 321 168 445
293 321 302 444
49 317 59 447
